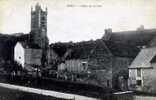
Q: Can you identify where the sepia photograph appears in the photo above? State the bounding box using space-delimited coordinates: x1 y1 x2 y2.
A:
0 0 156 100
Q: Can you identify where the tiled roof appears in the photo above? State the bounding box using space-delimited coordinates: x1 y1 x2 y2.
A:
129 47 156 68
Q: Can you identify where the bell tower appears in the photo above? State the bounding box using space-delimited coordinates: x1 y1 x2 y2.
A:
30 3 48 49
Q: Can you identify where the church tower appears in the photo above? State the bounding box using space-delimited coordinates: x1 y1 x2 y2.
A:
30 3 49 67
30 3 48 49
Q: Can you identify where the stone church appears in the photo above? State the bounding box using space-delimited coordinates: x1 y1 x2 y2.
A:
14 3 49 72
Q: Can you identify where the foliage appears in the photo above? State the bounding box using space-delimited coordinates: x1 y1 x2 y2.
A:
3 60 23 73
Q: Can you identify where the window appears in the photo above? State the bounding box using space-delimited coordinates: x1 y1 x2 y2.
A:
107 80 110 87
136 80 142 86
81 62 88 70
137 68 141 77
41 17 45 20
19 56 21 59
82 62 86 66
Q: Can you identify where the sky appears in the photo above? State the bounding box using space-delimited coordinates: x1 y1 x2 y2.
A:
0 0 156 43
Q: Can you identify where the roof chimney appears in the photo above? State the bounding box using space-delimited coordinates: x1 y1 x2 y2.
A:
137 25 144 31
102 28 112 40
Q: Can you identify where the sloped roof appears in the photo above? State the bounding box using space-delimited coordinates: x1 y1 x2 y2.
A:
129 47 156 68
150 55 156 63
51 39 112 60
19 41 40 49
51 28 156 60
69 39 112 59
105 40 139 58
103 29 156 46
51 38 140 60
51 42 74 57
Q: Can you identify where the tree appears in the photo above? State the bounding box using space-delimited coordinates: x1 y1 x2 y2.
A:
4 60 22 74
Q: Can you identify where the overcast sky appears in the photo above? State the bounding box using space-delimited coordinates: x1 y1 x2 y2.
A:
0 0 156 43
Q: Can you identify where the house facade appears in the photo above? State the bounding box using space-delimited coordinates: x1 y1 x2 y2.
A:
50 40 113 88
14 42 42 71
57 59 89 82
50 39 136 89
129 47 156 93
14 42 25 67
58 59 88 73
48 28 156 90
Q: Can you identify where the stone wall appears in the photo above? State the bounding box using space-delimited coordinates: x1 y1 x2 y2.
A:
142 64 156 93
25 49 42 66
129 63 156 93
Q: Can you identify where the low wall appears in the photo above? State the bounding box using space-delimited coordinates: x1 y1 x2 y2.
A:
112 91 156 100
134 95 156 100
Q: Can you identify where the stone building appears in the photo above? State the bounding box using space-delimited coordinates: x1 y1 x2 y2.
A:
49 39 137 89
102 28 156 90
50 40 113 87
0 3 49 75
14 42 42 75
30 3 48 49
30 3 49 67
48 28 156 90
103 28 156 47
129 47 156 93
